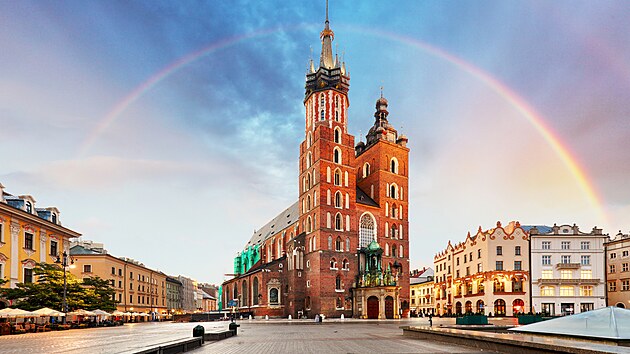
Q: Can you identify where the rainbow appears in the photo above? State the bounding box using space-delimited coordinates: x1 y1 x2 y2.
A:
78 25 606 223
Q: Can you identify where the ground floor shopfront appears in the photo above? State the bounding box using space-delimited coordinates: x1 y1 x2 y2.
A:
353 286 402 319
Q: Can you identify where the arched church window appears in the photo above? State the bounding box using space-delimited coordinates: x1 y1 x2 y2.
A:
330 258 337 269
390 157 398 174
335 191 342 208
359 213 375 248
363 163 370 178
334 169 341 186
342 259 349 270
333 148 341 164
390 184 398 199
335 236 342 251
307 132 312 148
320 110 325 120
335 275 342 290
334 127 341 143
328 236 332 250
335 213 343 231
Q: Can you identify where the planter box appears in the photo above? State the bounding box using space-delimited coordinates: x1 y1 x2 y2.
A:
456 315 488 325
517 315 544 325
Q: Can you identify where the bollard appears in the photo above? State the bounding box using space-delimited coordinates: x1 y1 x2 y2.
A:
288 315 292 320
192 325 205 341
265 315 269 320
340 314 344 320
248 315 252 320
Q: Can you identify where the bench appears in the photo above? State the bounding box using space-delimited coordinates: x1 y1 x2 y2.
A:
203 330 234 341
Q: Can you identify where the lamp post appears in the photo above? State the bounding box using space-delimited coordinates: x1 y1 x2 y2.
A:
55 251 74 324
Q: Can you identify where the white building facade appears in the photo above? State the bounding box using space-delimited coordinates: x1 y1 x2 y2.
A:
529 224 607 316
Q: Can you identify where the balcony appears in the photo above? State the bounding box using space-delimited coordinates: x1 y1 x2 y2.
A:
537 278 601 285
556 263 581 269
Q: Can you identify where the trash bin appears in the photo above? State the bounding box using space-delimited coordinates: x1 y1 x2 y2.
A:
229 322 240 336
193 325 205 338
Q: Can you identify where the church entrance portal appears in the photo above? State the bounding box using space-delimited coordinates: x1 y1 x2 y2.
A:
385 296 394 319
367 296 379 319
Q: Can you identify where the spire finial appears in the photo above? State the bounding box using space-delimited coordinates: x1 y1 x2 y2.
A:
326 0 329 23
380 86 384 98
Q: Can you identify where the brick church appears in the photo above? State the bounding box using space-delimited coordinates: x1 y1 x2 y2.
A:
221 4 410 319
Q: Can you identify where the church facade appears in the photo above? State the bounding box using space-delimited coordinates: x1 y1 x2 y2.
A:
221 8 410 319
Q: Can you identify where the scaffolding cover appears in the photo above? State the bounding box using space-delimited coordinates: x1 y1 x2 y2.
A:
510 306 630 339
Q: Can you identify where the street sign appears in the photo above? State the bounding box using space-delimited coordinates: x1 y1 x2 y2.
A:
228 300 236 307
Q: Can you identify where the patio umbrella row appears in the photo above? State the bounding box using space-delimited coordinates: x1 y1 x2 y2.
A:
0 308 115 318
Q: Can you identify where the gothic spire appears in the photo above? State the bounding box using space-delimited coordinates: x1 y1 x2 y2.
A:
319 0 334 69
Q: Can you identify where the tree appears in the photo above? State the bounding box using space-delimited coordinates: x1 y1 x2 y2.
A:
82 276 117 312
0 262 118 311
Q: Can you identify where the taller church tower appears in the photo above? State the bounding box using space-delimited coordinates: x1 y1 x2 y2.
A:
298 1 356 317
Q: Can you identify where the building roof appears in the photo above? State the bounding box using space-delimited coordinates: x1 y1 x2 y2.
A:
69 245 102 255
520 225 553 234
356 187 379 207
246 201 299 248
166 276 183 285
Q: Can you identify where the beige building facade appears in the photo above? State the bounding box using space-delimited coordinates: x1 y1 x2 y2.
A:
434 221 530 316
0 183 81 308
410 279 434 316
605 231 630 309
69 244 167 316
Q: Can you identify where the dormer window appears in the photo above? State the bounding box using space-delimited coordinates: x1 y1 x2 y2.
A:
52 213 57 224
25 201 32 214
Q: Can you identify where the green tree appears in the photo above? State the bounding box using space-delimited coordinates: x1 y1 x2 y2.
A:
82 276 117 312
0 262 117 311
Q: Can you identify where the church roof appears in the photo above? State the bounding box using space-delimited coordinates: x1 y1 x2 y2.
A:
356 187 378 207
510 306 630 340
246 201 299 248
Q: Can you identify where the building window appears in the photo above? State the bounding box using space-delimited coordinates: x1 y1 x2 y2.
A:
390 158 398 174
334 128 341 143
611 253 617 259
580 241 590 250
25 201 32 213
362 163 370 178
335 237 342 251
23 268 33 283
514 261 522 271
52 213 57 224
111 267 116 275
359 213 375 248
609 281 617 292
623 263 629 272
333 148 341 164
24 232 34 250
541 303 555 316
515 246 521 256
335 192 342 208
477 263 482 273
580 303 594 312
330 258 337 269
559 286 574 296
542 241 551 250
390 184 397 199
542 255 551 265
623 280 630 291
334 169 341 186
335 213 343 231
328 236 332 250
50 240 58 256
610 264 616 273
561 270 572 279
477 249 481 259
561 255 571 264
581 255 591 266
496 261 503 271
83 265 92 273
580 286 593 296
624 251 629 258
496 246 502 256
335 275 342 290
542 270 553 279
561 241 570 250
581 270 592 279
541 286 554 296
342 259 349 270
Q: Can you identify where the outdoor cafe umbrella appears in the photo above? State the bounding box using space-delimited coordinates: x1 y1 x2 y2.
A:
92 309 111 316
0 308 37 317
68 309 97 316
112 310 124 316
33 307 66 317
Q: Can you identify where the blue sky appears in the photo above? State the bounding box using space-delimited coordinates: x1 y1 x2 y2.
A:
2 1 629 284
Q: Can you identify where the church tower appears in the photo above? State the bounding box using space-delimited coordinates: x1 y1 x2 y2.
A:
298 1 356 317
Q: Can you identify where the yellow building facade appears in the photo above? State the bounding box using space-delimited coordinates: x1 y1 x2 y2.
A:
69 246 167 316
410 279 434 316
1 184 81 308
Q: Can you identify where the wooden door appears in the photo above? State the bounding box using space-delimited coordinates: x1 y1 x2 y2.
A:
367 296 379 319
385 296 394 319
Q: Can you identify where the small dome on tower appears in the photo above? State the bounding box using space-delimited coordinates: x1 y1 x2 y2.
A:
376 96 388 109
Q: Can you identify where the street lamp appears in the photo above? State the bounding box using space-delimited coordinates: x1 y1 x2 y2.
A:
55 251 74 324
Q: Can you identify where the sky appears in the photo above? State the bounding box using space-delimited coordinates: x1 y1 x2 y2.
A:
1 1 629 285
